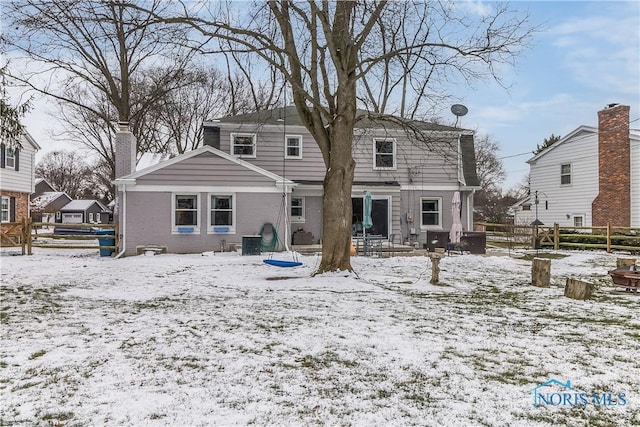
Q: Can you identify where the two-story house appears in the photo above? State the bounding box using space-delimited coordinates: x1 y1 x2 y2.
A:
0 131 40 228
513 104 639 228
113 107 480 255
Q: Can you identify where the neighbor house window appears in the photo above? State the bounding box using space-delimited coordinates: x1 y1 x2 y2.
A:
285 135 302 159
291 197 305 222
560 164 571 185
420 198 441 228
573 216 584 227
172 194 199 233
522 205 531 211
373 138 396 170
88 213 94 222
231 133 256 158
1 197 9 223
5 147 15 169
209 194 235 233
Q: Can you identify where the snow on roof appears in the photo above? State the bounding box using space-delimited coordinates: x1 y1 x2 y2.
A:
61 199 108 212
136 152 172 172
31 192 69 209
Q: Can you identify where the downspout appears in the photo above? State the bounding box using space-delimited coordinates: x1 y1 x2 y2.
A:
114 184 127 259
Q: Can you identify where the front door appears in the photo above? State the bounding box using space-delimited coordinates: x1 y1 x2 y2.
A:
351 197 389 238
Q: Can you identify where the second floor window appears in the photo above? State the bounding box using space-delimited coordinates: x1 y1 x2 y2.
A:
374 138 396 170
285 135 302 159
5 147 15 169
560 164 571 185
231 133 256 158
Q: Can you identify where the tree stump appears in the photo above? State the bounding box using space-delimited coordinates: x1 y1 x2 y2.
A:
428 252 445 285
564 278 594 300
617 258 637 269
531 258 551 287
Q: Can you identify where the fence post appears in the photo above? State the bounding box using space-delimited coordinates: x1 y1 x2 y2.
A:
554 223 559 250
20 218 26 255
606 222 612 253
27 218 33 255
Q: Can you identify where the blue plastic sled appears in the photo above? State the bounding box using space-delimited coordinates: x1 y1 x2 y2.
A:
263 259 303 268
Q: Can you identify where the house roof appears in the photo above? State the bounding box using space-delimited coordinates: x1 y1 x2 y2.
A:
209 106 462 132
117 145 293 186
136 152 172 172
460 134 480 188
31 191 71 209
61 200 109 212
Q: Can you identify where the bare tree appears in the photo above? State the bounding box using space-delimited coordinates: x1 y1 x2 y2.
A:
3 0 198 152
475 134 507 191
136 0 535 273
35 151 95 199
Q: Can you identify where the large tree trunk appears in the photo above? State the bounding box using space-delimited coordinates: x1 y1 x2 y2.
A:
317 115 356 273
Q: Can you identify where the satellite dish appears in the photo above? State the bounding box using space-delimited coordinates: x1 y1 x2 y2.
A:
451 104 468 117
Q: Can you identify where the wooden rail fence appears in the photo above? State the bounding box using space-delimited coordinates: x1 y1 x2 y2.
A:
475 222 640 253
1 219 118 255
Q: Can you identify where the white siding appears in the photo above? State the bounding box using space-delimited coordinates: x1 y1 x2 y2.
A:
631 135 640 227
528 132 598 227
0 134 38 194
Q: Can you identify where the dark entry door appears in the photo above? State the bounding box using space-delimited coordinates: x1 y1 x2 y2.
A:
351 197 388 238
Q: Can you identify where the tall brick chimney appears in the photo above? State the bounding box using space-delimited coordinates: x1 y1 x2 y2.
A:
591 104 631 227
115 121 136 179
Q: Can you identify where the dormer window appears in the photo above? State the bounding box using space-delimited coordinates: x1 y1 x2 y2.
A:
231 133 256 158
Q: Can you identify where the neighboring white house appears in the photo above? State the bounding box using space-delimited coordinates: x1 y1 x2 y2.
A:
514 104 639 228
0 131 40 226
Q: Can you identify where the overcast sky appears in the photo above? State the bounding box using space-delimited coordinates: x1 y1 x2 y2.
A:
14 1 640 192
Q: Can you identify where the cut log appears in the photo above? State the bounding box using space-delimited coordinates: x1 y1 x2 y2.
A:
617 258 637 269
564 278 594 300
428 252 445 285
531 258 551 288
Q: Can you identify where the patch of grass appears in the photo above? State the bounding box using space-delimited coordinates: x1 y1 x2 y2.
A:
41 411 74 422
28 349 46 360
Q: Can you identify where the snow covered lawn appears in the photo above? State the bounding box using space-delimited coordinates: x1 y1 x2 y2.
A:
1 249 639 426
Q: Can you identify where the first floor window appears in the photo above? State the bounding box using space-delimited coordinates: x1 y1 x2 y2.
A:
421 198 441 228
291 197 304 220
1 197 9 222
88 212 94 222
573 216 584 227
561 164 571 185
285 135 302 159
175 194 198 226
211 195 233 227
231 133 256 158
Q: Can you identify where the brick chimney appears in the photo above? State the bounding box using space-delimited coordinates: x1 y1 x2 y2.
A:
591 104 631 227
115 121 136 178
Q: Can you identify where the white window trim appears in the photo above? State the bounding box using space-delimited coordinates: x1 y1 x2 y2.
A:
88 212 94 223
207 193 236 234
230 133 257 159
1 196 9 223
560 163 572 186
5 147 15 169
171 193 200 234
291 196 305 223
373 138 397 170
285 134 303 159
420 197 443 230
573 215 585 227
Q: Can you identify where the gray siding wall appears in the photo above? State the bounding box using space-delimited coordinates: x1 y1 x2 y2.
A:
218 125 459 185
400 189 473 245
123 191 285 255
136 152 278 187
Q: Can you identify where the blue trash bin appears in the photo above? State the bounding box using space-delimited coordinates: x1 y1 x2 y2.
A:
96 229 115 257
